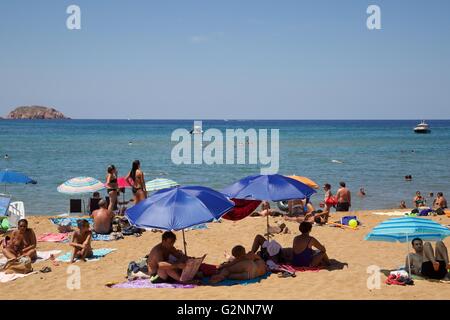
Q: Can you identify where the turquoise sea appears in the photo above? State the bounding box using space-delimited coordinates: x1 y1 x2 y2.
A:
1 120 449 215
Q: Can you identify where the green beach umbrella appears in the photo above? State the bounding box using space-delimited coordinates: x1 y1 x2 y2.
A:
145 178 179 192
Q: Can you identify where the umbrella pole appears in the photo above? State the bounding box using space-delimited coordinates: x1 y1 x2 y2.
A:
182 229 187 256
406 234 411 277
266 215 270 241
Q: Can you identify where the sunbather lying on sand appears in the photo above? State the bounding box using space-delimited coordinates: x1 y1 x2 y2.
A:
251 201 284 217
69 219 93 263
209 245 268 284
147 231 190 283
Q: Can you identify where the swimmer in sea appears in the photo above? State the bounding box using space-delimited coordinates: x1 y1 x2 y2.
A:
4 154 8 160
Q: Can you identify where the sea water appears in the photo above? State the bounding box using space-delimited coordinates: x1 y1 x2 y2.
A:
0 119 449 215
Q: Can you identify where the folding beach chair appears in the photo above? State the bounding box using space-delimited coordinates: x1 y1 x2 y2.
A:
8 201 25 228
0 194 11 217
70 199 83 214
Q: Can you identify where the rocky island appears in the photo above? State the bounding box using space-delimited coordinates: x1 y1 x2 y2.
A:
6 106 69 119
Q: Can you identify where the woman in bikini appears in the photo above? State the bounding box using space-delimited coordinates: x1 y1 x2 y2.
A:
126 160 147 204
209 245 267 284
291 222 329 268
1 219 37 261
413 191 426 208
105 165 118 212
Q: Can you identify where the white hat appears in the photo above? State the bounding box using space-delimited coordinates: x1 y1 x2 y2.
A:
262 240 282 257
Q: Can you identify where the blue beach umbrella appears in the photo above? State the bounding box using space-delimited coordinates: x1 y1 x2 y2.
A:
221 174 316 201
222 174 316 239
126 186 235 254
0 169 37 193
365 217 450 275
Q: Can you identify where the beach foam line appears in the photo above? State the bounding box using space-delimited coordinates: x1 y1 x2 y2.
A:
372 211 408 216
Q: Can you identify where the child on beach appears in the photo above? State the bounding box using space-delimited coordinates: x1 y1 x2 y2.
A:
69 219 93 263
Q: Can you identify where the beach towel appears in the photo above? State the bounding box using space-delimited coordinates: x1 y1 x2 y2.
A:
202 272 271 286
56 248 116 262
91 233 112 241
108 279 196 289
0 250 62 265
185 224 208 231
50 217 94 227
37 233 70 243
277 264 322 273
0 271 38 283
372 211 408 216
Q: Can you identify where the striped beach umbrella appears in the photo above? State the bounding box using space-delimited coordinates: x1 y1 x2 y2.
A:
57 176 105 195
365 217 450 275
365 217 450 243
145 178 179 192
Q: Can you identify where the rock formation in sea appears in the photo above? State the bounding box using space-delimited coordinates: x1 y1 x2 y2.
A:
6 106 69 119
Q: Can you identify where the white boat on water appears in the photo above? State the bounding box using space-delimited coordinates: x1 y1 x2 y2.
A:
414 120 431 134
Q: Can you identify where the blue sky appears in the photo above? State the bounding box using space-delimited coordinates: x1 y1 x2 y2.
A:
0 0 449 119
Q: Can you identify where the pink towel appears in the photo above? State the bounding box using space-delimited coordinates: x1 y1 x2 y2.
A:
37 233 69 242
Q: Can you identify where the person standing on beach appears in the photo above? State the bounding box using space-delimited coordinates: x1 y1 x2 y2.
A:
105 165 118 212
335 182 351 212
126 160 147 204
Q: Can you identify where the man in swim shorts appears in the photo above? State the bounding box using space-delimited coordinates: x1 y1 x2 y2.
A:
406 238 449 280
336 182 351 212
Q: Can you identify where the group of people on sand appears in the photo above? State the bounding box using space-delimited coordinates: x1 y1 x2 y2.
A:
406 191 448 212
252 181 355 225
146 221 330 284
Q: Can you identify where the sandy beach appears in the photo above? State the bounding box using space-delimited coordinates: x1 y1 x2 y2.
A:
1 209 449 300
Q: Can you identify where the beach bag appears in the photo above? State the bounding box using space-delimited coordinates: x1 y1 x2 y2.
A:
419 209 432 216
325 196 338 206
341 216 357 226
2 256 33 274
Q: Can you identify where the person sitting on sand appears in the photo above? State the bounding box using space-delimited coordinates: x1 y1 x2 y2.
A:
147 231 189 283
251 201 284 217
250 234 292 264
209 245 267 284
92 199 115 234
413 191 426 208
69 219 93 263
336 182 351 212
1 219 37 261
284 199 316 223
291 222 330 268
433 192 447 212
406 238 449 280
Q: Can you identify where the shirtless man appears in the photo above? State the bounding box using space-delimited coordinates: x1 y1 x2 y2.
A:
433 192 448 212
1 219 37 260
92 199 114 234
147 231 188 283
209 245 267 284
69 219 93 263
406 238 449 279
336 182 351 212
253 201 283 217
291 222 330 267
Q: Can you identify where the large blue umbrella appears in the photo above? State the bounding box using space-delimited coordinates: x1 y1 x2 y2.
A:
222 174 316 240
221 174 316 201
0 169 37 193
365 217 450 275
126 186 235 254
